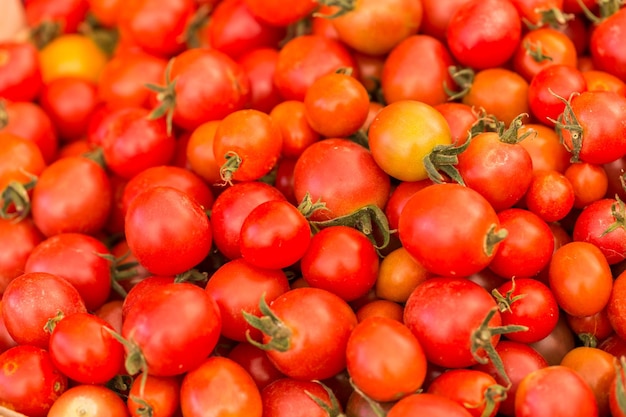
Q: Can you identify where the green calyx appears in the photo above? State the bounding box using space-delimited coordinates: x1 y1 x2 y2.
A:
242 294 292 352
146 59 177 136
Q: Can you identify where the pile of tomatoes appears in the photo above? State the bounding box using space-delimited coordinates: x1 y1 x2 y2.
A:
2 0 626 415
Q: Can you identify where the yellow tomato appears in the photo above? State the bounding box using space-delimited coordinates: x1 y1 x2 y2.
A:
39 34 108 84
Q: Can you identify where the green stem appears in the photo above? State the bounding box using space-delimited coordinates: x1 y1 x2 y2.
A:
242 294 292 352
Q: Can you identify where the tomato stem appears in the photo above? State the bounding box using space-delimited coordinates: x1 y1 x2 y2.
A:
0 177 36 222
423 139 471 186
577 332 598 348
146 59 177 136
103 327 150 393
524 39 554 63
348 378 389 417
29 20 61 49
175 269 209 284
314 0 357 18
130 394 155 417
243 294 292 352
297 192 329 219
445 66 475 101
184 4 211 49
601 195 626 237
498 113 534 144
43 310 65 334
305 380 346 417
219 151 242 185
484 224 508 257
491 277 527 313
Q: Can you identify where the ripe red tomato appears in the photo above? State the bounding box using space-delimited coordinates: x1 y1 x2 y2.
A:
125 186 212 276
47 384 130 417
573 197 626 264
0 41 42 102
237 47 283 114
0 217 44 295
590 7 626 83
427 369 500 417
387 393 474 417
228 342 285 390
127 373 181 417
244 0 317 27
261 378 339 417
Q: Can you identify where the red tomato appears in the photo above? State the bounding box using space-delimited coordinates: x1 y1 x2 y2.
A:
180 356 262 417
524 169 575 223
244 0 317 27
0 41 42 102
399 183 505 277
564 162 609 208
25 0 89 36
0 345 68 417
1 272 87 348
237 47 283 114
269 100 321 159
127 373 181 417
0 218 44 295
228 342 285 390
573 197 626 264
387 393 474 417
427 369 500 417
47 384 130 417
261 378 340 417
607 270 626 341
590 7 626 83
125 186 212 276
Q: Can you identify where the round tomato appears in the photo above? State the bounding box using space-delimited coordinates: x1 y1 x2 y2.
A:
127 373 180 417
38 34 108 84
47 384 130 417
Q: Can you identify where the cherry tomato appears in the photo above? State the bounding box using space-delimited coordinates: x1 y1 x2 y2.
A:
524 169 575 223
387 393 474 417
228 342 285 390
0 218 44 294
47 384 130 417
127 373 181 417
427 369 500 417
0 41 42 102
39 34 108 84
375 246 432 304
261 378 339 417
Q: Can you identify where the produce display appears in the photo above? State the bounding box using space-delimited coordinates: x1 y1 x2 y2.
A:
2 0 626 416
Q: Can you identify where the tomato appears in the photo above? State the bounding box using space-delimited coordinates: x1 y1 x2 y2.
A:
244 0 317 27
0 301 17 353
95 299 124 334
584 69 626 96
38 34 108 84
31 156 112 237
566 308 614 344
346 317 427 402
355 299 404 322
509 0 565 26
206 0 285 60
524 169 575 223
24 233 112 311
375 246 431 304
549 241 613 317
0 100 58 164
427 369 500 417
127 373 181 417
237 47 283 113
47 384 130 417
460 68 530 127
517 124 571 172
403 277 501 369
527 64 587 127
590 7 626 83
387 393 474 417
607 270 626 341
446 0 521 70
488 209 554 279
125 186 212 276
228 342 285 390
381 35 455 106
122 282 222 376
495 278 559 344
292 138 390 221
559 90 626 165
212 181 286 255
205 258 289 342
185 120 222 184
399 183 505 277
269 100 321 159
247 287 357 380
274 35 358 101
97 50 168 110
472 340 548 416
303 71 369 138
87 0 123 27
384 179 433 231
327 0 423 56
564 162 609 209
118 0 195 58
434 102 479 145
151 47 250 133
121 165 214 215
300 226 379 302
573 197 626 265
512 27 578 83
0 41 42 102
213 109 283 183
261 378 339 417
419 0 472 40
514 365 599 417
0 218 43 295
180 356 262 417
0 345 67 417
368 100 452 182
25 0 89 36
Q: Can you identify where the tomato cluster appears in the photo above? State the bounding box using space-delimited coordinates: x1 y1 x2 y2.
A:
2 0 626 416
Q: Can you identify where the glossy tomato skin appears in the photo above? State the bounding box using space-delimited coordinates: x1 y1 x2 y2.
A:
573 198 626 265
259 287 358 381
31 156 112 237
515 366 599 417
205 258 290 342
127 373 181 417
244 0 317 27
300 226 379 302
210 181 286 261
1 272 87 348
590 7 626 83
446 0 521 70
180 356 262 417
24 233 112 312
228 342 285 390
122 282 222 376
261 378 338 417
47 384 130 417
387 393 474 417
607 270 626 341
0 345 68 417
237 47 283 114
0 218 44 295
427 369 499 417
346 317 427 402
398 183 505 277
0 41 42 102
403 277 501 368
48 312 124 385
292 138 391 221
125 186 212 276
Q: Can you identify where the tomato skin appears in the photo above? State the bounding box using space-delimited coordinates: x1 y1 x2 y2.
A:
0 218 44 295
573 198 626 265
368 100 452 182
210 181 286 261
607 270 626 341
446 0 521 70
24 233 112 312
48 312 124 385
347 317 427 402
590 8 626 83
47 384 130 417
399 183 504 277
259 287 358 381
127 373 181 417
384 179 433 231
228 342 285 390
1 272 87 348
180 356 262 417
403 277 501 369
39 34 109 84
515 366 599 417
387 393 474 417
237 47 283 114
376 246 432 304
292 138 391 221
261 378 338 417
549 241 613 317
122 282 222 376
205 258 290 342
434 102 479 146
125 186 212 276
244 0 317 27
488 209 554 279
269 100 321 159
427 369 499 417
564 162 608 209
0 41 42 102
25 0 89 34
524 169 575 223
0 345 68 417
